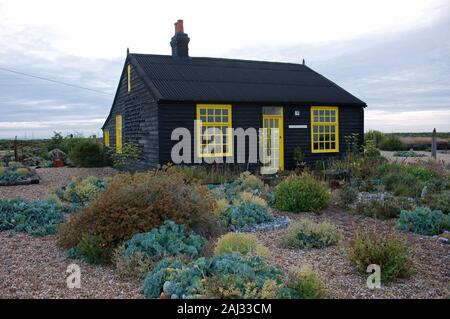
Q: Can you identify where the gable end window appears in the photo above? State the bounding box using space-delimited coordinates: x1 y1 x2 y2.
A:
196 104 232 158
310 106 339 153
115 115 122 153
127 64 131 92
104 129 110 147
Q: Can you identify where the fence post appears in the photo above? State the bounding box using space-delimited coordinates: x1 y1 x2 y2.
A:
13 136 18 162
431 128 437 159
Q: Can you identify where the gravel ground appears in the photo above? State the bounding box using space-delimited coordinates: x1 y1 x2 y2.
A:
0 167 449 299
255 208 450 299
0 167 118 200
381 150 450 165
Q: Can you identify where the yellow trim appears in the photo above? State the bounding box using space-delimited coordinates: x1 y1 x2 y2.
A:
104 129 110 147
310 106 339 153
127 64 131 92
262 107 284 171
196 104 233 158
115 115 122 153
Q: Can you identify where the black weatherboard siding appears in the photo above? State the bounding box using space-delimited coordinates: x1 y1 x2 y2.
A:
102 21 366 171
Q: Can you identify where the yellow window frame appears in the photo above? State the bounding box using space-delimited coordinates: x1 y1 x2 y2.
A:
310 106 339 153
127 64 131 92
115 115 122 154
196 104 232 158
104 129 110 147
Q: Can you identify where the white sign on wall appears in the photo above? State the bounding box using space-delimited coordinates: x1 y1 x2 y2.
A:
288 125 307 129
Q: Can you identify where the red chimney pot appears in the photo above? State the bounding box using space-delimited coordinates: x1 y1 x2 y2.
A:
175 19 184 33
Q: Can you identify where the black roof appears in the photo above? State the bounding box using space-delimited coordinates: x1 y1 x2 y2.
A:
129 53 366 106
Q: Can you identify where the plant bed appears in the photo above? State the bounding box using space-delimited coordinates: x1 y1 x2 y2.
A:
236 215 291 233
0 164 40 186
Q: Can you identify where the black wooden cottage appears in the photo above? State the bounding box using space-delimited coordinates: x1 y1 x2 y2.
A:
102 20 366 172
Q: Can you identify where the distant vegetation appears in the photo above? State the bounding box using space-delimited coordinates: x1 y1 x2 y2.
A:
364 130 450 151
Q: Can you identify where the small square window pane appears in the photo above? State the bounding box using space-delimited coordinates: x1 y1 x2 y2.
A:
207 109 214 115
313 126 318 133
325 110 330 116
319 126 324 133
215 109 221 115
222 109 228 116
331 142 336 149
223 116 228 122
331 126 335 132
314 116 318 122
330 110 335 117
313 110 318 116
200 109 206 115
313 142 319 150
331 116 336 122
208 116 214 122
215 116 221 122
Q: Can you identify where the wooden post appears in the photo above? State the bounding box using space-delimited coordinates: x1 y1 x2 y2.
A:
13 136 18 162
431 128 437 159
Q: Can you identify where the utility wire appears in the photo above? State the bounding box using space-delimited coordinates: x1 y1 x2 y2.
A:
0 66 114 96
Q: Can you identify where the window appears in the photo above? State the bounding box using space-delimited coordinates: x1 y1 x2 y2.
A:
115 115 122 153
127 64 131 92
104 129 110 147
311 106 339 153
196 104 232 157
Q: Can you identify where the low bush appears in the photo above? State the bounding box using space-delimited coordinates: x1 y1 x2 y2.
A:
57 169 216 262
75 234 110 264
114 245 154 279
219 202 274 229
0 164 35 183
287 265 327 299
0 198 64 236
214 232 270 258
274 173 330 213
378 135 405 151
238 191 268 208
56 176 107 211
339 184 358 208
347 230 413 283
113 220 206 275
364 130 385 148
353 196 413 220
142 253 284 299
237 171 265 191
428 191 450 214
281 219 341 249
397 207 450 236
68 139 104 167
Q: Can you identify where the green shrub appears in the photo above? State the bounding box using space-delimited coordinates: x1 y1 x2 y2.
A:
378 135 405 151
113 245 154 279
69 139 104 167
120 220 206 261
354 196 413 220
428 191 450 214
238 191 268 208
219 202 274 229
56 176 107 211
364 130 385 148
347 230 413 283
287 265 327 299
57 169 216 263
75 234 110 264
237 171 265 191
274 173 330 213
281 219 341 249
0 198 64 236
397 207 450 236
142 253 283 299
339 184 358 208
108 142 140 169
214 232 270 258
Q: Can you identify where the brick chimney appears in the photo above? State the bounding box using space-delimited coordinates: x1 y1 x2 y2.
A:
170 19 190 58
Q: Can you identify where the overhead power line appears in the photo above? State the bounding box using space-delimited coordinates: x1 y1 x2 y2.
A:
0 66 114 96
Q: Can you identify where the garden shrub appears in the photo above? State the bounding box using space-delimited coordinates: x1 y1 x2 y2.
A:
0 198 64 236
347 230 413 283
219 202 274 229
339 184 358 208
213 198 229 216
68 139 104 167
378 135 405 151
143 253 283 299
75 234 110 264
114 245 154 279
237 171 265 191
238 191 268 208
364 130 385 148
428 191 450 214
397 207 450 236
57 169 216 262
214 232 270 258
281 219 341 249
287 265 327 299
0 164 36 183
274 173 330 213
119 220 206 262
56 176 107 211
353 196 413 220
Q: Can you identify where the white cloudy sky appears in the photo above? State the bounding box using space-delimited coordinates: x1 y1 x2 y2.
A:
0 0 449 138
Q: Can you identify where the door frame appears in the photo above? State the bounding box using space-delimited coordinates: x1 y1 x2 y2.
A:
261 107 284 172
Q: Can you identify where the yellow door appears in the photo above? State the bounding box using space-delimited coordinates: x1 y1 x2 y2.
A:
261 107 284 173
115 115 122 153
